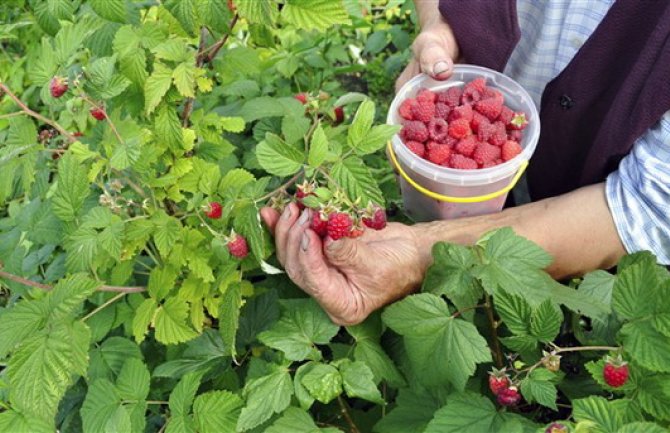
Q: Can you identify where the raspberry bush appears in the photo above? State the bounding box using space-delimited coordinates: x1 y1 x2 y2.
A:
0 1 669 433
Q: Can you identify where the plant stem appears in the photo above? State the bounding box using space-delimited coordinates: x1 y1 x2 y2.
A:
255 169 304 203
201 14 239 63
337 396 361 433
81 292 126 322
484 293 504 368
451 303 487 319
0 265 146 293
552 345 619 354
0 111 24 120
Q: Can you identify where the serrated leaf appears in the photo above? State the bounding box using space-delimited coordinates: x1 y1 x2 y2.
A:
620 319 670 372
256 133 304 177
494 290 532 335
636 375 670 421
423 392 519 433
235 0 277 27
282 0 351 31
85 55 130 99
573 396 623 433
0 409 53 433
613 261 659 320
301 363 342 404
499 334 538 353
356 124 400 155
294 362 317 410
258 299 339 361
220 116 246 133
530 300 562 342
339 360 384 404
382 293 491 389
520 369 558 410
154 297 199 345
193 391 243 433
90 0 128 23
283 114 310 145
219 282 242 358
617 423 667 433
81 379 122 433
347 99 374 148
372 388 440 433
237 369 293 431
422 242 481 312
331 156 384 207
169 371 203 417
145 63 173 115
155 104 183 150
148 266 179 300
52 153 90 222
265 407 330 433
173 62 197 97
0 301 47 359
308 123 328 167
233 202 265 261
116 358 150 401
238 96 304 122
164 0 199 36
132 298 157 343
220 168 255 198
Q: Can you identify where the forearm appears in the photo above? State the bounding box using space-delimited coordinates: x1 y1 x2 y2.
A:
415 0 442 28
412 183 627 279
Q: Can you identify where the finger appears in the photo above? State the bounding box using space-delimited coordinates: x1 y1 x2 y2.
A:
395 60 420 93
296 229 336 295
284 208 312 281
324 237 375 272
260 207 280 233
274 202 299 267
418 39 454 80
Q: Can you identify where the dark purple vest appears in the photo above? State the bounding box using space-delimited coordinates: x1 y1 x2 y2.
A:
439 0 670 200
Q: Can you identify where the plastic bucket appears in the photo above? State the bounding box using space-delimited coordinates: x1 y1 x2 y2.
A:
387 65 540 222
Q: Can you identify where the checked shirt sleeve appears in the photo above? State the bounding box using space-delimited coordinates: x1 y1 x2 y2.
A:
606 110 670 264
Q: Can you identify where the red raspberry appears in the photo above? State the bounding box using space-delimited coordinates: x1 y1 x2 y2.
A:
474 97 503 121
435 102 451 120
426 144 451 165
90 107 106 121
603 359 629 388
465 77 487 93
362 207 386 230
294 93 308 104
444 135 458 148
416 88 437 103
508 112 528 130
488 121 507 146
205 202 222 219
410 100 436 123
477 120 494 142
398 98 418 120
461 78 487 104
483 87 504 103
448 104 473 123
437 87 462 108
497 386 521 406
310 211 328 237
334 106 344 124
498 105 514 124
488 370 510 396
448 118 471 139
404 141 426 158
428 118 449 142
470 111 489 133
73 131 83 137
454 136 477 157
49 76 68 98
401 121 429 142
545 423 568 433
501 140 522 161
481 160 499 168
227 234 249 259
327 212 353 240
473 142 501 166
449 154 478 170
507 129 523 142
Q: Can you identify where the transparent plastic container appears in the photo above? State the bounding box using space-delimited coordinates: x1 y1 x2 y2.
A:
387 65 540 222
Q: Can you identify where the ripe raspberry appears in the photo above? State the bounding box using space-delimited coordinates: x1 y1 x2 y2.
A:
227 234 249 259
448 104 473 123
507 129 523 142
362 207 386 230
488 121 507 146
461 78 486 104
334 106 344 124
603 358 629 388
404 141 426 158
508 112 528 130
327 212 353 240
473 142 501 166
49 76 68 98
90 107 106 121
416 88 437 104
426 144 451 166
448 118 471 139
454 136 477 157
437 87 462 108
477 120 494 142
483 87 504 103
205 202 222 219
435 102 451 120
410 100 435 123
449 154 478 170
501 140 522 161
481 160 499 168
470 111 489 133
474 97 503 121
498 105 514 124
488 370 510 396
545 423 568 433
310 211 328 237
401 121 429 142
465 77 487 93
398 98 418 120
428 118 449 142
294 93 308 104
497 386 521 406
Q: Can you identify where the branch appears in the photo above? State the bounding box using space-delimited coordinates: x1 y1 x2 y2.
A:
82 292 126 321
0 267 146 293
337 396 361 433
0 82 76 143
202 14 239 64
255 169 304 203
484 293 505 368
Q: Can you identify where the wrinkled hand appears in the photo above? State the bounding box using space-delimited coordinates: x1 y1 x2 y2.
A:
260 203 424 325
395 19 460 92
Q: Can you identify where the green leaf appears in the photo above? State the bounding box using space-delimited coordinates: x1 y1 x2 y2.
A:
220 116 246 133
265 407 334 433
258 299 339 361
339 360 384 404
494 290 532 335
282 0 351 31
307 123 328 167
620 319 670 372
617 423 668 433
233 202 265 262
372 388 440 433
164 0 199 36
169 371 203 417
90 0 128 23
499 334 538 353
530 300 562 342
422 242 481 312
637 375 670 421
0 301 47 359
331 156 384 207
132 298 157 343
348 99 374 148
155 104 184 150
382 294 491 389
0 409 53 433
113 25 147 85
301 363 342 404
219 282 242 358
235 0 277 27
81 379 122 433
238 96 304 122
173 62 197 97
145 63 174 115
423 392 517 433
148 265 179 300
256 133 304 177
612 261 659 320
193 391 243 433
573 396 623 433
220 168 255 198
237 369 293 431
353 339 405 388
154 297 199 345
85 55 131 99
520 369 558 411
356 124 400 155
52 153 90 222
283 114 310 145
116 358 150 401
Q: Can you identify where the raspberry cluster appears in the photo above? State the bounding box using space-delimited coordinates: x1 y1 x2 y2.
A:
398 78 528 169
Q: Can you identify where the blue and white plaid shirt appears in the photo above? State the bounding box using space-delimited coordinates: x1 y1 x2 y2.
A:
503 0 670 264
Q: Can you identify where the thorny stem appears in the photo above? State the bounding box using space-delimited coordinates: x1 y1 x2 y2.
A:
0 265 146 293
81 292 126 322
484 293 505 368
337 396 361 433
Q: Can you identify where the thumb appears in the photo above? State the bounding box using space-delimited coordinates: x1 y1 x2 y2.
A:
418 39 454 81
325 238 372 270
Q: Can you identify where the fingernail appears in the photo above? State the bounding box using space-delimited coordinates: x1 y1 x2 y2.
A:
434 61 449 75
282 207 291 220
301 233 309 251
298 210 309 225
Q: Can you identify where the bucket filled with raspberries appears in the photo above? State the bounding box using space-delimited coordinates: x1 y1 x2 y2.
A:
387 65 540 221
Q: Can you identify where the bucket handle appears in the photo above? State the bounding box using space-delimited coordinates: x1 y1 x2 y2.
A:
387 141 529 204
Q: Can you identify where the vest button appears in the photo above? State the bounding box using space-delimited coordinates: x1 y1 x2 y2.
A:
559 94 575 110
